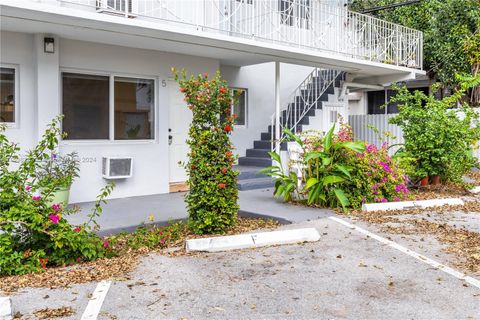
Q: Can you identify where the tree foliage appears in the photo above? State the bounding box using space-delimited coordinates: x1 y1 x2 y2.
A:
350 0 480 92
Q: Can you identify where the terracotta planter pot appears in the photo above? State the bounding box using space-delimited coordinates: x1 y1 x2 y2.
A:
430 175 441 185
420 177 429 186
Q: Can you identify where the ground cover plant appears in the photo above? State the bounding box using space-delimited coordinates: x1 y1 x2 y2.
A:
0 116 114 276
174 70 239 234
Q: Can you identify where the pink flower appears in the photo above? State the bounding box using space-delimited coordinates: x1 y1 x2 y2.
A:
49 214 60 224
51 203 62 211
32 195 41 201
160 238 166 244
103 240 110 248
394 197 401 202
25 185 31 191
73 227 81 232
381 198 387 203
366 144 377 153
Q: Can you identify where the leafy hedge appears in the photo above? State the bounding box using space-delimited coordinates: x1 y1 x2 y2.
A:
174 70 239 234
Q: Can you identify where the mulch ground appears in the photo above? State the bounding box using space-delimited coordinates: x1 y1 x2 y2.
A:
346 173 480 274
0 217 279 294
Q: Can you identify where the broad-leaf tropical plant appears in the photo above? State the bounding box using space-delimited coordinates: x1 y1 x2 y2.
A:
262 125 365 209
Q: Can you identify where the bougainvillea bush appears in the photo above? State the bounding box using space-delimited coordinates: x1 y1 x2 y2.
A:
343 143 410 208
174 70 239 234
0 116 114 276
333 123 411 208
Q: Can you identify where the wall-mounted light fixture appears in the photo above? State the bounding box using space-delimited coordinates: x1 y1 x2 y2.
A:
44 37 55 54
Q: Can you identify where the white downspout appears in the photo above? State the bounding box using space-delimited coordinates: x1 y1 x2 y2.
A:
275 61 281 154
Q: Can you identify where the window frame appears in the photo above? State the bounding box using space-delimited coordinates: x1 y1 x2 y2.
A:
229 87 248 128
60 68 157 145
366 86 430 115
0 64 20 128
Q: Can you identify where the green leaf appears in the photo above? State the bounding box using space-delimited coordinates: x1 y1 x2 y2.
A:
305 177 319 189
322 157 333 166
324 124 335 151
304 151 325 162
338 141 365 153
275 184 285 198
322 175 345 186
334 164 352 178
283 128 303 146
333 188 349 208
268 151 281 164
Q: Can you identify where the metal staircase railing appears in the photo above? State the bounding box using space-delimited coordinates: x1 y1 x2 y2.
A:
270 68 343 151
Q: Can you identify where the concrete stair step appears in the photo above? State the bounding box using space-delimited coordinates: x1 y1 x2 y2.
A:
260 132 271 141
238 156 272 167
237 177 274 191
246 148 270 158
236 166 266 180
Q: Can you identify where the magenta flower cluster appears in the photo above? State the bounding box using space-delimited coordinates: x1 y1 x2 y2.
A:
346 141 411 207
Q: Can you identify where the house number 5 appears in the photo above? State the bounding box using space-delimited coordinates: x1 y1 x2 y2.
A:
162 80 167 87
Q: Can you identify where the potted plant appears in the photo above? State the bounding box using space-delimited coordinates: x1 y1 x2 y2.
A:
36 152 80 206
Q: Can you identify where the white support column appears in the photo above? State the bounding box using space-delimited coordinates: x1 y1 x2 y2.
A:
35 34 60 141
274 61 280 154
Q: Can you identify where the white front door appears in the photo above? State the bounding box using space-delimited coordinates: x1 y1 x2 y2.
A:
168 80 191 183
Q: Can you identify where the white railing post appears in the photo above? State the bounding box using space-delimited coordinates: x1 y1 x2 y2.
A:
275 61 281 154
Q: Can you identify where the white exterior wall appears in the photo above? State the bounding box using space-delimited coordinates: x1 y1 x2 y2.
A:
1 31 219 203
221 63 314 156
0 31 37 149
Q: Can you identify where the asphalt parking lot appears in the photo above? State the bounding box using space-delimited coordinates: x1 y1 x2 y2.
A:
7 215 480 320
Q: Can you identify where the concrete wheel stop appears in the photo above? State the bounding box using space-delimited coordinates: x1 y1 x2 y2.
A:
361 198 464 212
185 228 321 252
0 297 12 320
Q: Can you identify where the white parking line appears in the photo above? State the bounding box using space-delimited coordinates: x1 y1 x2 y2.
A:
81 280 112 320
329 216 480 290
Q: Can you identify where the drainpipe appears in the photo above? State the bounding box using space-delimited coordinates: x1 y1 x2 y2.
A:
275 61 281 155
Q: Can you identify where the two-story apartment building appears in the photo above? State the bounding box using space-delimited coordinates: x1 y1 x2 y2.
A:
0 0 424 203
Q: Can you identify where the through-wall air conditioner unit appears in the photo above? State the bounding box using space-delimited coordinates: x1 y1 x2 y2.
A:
96 0 137 18
102 157 133 179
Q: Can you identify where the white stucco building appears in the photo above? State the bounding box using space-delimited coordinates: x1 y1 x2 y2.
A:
0 0 424 202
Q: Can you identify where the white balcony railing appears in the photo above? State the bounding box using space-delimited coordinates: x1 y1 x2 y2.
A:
59 0 423 69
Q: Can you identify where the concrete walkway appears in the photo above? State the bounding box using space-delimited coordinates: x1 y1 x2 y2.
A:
68 188 333 235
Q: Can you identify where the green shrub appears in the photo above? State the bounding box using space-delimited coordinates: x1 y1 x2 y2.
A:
174 70 239 234
0 116 114 276
389 76 480 182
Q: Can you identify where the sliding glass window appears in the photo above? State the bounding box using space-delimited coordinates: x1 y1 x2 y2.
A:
62 72 155 141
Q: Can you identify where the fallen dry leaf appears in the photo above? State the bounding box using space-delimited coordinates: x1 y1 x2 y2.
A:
33 306 75 319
